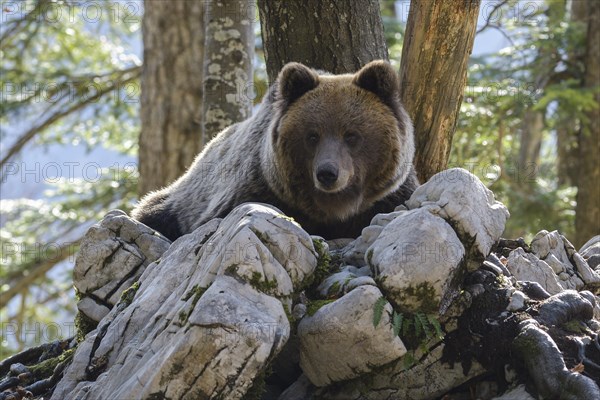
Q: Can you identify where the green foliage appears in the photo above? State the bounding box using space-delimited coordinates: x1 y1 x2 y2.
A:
1 0 141 355
372 296 388 327
306 299 335 317
449 0 595 241
392 311 403 337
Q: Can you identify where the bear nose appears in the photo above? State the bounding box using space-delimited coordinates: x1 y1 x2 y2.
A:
317 163 339 187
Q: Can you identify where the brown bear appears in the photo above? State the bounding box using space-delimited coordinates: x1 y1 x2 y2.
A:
132 60 418 241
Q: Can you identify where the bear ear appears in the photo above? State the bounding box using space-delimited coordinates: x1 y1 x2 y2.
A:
353 60 399 102
278 62 320 103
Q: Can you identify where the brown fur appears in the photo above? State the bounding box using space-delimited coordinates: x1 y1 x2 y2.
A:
133 61 418 240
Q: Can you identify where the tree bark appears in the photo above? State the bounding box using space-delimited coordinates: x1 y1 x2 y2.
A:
138 0 205 196
558 0 588 187
399 0 480 183
257 0 388 81
202 0 254 143
575 0 600 247
517 110 544 175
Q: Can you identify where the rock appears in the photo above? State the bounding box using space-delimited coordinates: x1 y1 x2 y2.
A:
492 384 536 400
52 203 314 400
316 265 374 297
580 235 600 270
298 285 407 387
367 208 465 314
278 375 315 400
190 203 317 310
339 211 407 267
73 209 171 317
9 363 28 376
406 168 509 267
512 319 600 399
76 297 110 323
531 230 600 289
315 344 486 400
506 248 564 295
507 290 528 312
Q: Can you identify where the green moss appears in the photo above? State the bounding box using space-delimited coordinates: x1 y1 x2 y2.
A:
561 319 586 333
401 282 438 314
306 299 335 316
366 248 374 266
28 347 75 380
249 271 278 294
74 310 98 343
328 281 341 296
225 264 239 275
283 303 294 324
310 238 332 285
119 281 140 306
179 284 210 324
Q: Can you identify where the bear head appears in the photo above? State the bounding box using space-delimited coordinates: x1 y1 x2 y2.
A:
266 60 415 223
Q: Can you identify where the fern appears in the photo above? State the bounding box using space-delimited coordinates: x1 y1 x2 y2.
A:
416 312 432 339
392 311 403 337
414 315 422 338
428 315 445 340
373 296 387 327
402 351 415 371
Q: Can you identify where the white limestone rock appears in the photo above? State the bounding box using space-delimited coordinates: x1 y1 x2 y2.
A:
531 230 600 289
580 235 600 270
367 208 465 313
316 265 374 297
52 203 312 400
506 248 564 295
406 168 509 268
73 209 171 321
340 211 408 267
298 285 407 387
507 290 528 312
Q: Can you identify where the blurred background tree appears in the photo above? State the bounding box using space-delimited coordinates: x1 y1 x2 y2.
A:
1 0 598 357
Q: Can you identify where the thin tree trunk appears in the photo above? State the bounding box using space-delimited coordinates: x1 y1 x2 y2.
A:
202 0 254 143
558 0 588 187
518 110 544 173
258 0 388 81
139 0 205 196
399 0 480 183
575 0 600 247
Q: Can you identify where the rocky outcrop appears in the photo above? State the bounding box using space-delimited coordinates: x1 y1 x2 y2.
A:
2 168 598 400
52 203 317 399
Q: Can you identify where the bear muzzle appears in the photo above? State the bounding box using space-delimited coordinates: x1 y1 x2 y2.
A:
314 161 351 193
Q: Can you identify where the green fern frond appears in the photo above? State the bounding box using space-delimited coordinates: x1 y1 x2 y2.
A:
373 296 387 327
392 311 403 337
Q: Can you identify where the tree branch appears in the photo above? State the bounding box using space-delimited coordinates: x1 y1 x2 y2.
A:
476 0 510 35
0 240 80 310
0 66 140 176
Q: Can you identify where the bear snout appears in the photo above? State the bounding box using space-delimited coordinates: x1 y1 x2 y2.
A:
316 163 339 187
314 161 352 193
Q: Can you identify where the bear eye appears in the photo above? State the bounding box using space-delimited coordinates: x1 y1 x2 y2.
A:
307 131 319 145
344 132 360 146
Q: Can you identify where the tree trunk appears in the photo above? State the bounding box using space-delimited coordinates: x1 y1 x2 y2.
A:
257 0 388 81
399 0 480 183
575 0 600 247
138 0 205 196
558 0 588 187
517 110 544 174
202 0 254 143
